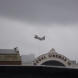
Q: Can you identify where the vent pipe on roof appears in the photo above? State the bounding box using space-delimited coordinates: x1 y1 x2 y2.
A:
14 47 19 52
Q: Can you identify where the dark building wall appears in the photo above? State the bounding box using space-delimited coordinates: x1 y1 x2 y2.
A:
0 61 21 65
41 60 65 66
0 66 78 78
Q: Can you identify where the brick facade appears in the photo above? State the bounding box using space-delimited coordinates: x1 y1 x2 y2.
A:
0 47 21 65
0 61 21 65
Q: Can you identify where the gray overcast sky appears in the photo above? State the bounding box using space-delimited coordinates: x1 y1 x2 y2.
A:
0 0 78 24
0 0 78 61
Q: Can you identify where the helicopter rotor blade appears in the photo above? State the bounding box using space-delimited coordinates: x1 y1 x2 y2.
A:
44 35 49 38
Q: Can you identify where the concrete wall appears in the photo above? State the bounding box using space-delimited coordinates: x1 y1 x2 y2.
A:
0 54 21 65
0 54 21 61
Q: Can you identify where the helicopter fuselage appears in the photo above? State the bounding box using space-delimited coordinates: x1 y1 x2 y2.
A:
34 35 45 41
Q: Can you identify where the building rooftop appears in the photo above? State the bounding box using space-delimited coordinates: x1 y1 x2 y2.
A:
0 47 19 54
48 48 57 54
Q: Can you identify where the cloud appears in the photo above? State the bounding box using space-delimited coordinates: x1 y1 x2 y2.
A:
0 17 78 62
0 0 78 24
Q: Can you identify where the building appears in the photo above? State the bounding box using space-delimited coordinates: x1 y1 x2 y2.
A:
21 53 35 64
32 48 73 67
0 47 21 65
21 48 77 67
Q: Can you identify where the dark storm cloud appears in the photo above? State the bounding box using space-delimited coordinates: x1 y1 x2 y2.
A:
0 0 78 24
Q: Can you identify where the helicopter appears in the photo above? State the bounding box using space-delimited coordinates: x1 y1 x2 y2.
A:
34 35 45 41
